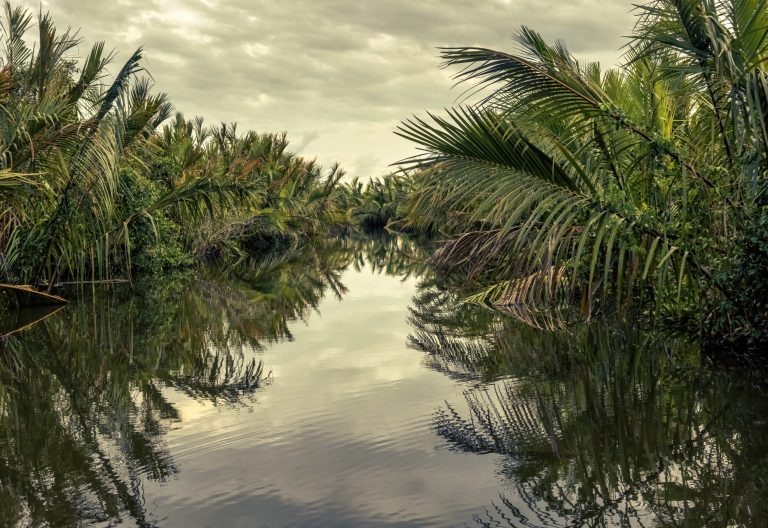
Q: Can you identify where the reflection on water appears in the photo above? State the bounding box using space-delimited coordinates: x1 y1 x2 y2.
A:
0 234 438 527
411 281 768 527
0 235 766 527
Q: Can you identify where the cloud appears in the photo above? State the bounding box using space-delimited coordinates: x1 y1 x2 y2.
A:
27 0 636 178
351 153 381 179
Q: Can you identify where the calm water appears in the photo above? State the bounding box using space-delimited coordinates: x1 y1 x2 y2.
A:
1 236 767 527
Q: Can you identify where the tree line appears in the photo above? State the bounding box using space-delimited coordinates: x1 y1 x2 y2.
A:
0 2 410 301
2 0 768 352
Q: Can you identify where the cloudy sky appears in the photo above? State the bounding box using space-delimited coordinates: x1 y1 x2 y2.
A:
26 0 636 179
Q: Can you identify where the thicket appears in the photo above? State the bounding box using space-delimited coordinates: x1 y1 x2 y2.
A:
341 173 414 230
396 0 768 353
5 0 768 353
0 3 359 298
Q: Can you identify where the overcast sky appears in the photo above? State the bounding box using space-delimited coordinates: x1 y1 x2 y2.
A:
26 0 636 179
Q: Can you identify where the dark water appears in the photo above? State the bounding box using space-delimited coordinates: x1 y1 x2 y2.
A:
1 236 767 527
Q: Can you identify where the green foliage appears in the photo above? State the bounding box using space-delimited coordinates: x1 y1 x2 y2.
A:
118 165 191 273
398 0 768 352
342 173 416 230
0 3 350 295
705 205 768 353
148 116 351 261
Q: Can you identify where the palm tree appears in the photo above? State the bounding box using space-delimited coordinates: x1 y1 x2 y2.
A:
0 2 177 288
397 0 768 348
349 173 413 229
0 4 298 297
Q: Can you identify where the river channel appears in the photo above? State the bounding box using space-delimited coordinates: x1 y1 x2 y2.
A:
1 236 766 527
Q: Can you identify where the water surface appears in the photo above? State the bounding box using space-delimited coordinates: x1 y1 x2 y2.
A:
1 237 766 527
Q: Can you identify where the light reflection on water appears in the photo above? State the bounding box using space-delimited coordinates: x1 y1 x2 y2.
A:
144 259 501 527
1 235 766 527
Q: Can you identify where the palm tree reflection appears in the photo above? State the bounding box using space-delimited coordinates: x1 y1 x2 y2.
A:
0 236 431 526
410 285 768 527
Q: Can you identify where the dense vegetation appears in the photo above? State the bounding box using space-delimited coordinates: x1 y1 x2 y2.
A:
3 0 768 354
0 3 359 301
397 0 768 353
341 173 414 230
